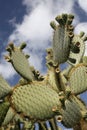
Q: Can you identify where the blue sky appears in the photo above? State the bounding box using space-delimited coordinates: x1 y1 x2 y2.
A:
0 0 87 129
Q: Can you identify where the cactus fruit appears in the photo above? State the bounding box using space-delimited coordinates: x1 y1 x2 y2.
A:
0 13 87 130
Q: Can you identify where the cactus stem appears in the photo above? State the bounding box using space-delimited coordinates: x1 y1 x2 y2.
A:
39 122 46 130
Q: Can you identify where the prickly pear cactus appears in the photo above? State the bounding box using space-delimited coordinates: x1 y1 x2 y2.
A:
0 13 87 130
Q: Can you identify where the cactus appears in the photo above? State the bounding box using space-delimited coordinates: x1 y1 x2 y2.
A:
0 13 87 130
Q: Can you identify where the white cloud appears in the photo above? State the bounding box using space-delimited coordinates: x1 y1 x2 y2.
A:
78 0 87 13
22 0 74 14
0 58 16 79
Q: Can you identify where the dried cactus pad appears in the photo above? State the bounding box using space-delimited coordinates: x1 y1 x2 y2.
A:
61 97 82 128
5 43 34 81
11 82 61 120
68 64 87 94
0 75 11 99
50 14 74 64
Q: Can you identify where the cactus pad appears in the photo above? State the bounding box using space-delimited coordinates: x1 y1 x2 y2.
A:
50 14 74 64
61 97 82 128
68 64 87 94
2 107 15 126
11 82 61 120
0 75 11 99
5 43 34 82
0 101 10 126
53 94 85 128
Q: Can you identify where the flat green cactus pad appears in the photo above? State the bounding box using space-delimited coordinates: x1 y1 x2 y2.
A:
68 64 87 94
2 107 15 126
61 97 82 128
0 101 10 126
11 82 61 120
5 43 34 82
50 14 74 64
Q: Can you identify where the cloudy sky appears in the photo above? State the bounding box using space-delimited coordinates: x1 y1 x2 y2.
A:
0 0 87 129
